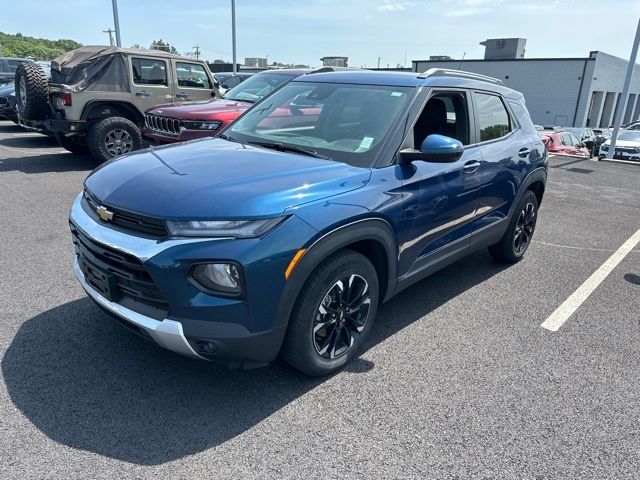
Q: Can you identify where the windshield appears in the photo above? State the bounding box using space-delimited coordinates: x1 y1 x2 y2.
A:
225 72 294 103
226 81 413 167
616 130 640 142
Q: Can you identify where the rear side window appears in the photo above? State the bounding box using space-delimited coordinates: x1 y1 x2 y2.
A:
176 62 212 89
475 93 511 142
6 59 23 73
132 58 168 86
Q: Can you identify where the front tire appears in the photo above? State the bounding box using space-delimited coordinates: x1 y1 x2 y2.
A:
488 190 538 263
281 249 379 376
87 116 142 163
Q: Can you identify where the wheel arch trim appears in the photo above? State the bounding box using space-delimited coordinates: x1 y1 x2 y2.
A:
273 217 398 346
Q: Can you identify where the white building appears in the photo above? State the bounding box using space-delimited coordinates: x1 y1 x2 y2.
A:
413 44 640 128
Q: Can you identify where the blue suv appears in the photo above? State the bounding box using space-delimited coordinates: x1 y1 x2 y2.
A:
70 69 547 376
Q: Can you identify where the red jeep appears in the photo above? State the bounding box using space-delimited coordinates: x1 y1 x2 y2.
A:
142 68 330 144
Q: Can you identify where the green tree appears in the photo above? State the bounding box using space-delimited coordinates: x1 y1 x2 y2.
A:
0 31 82 60
150 39 177 54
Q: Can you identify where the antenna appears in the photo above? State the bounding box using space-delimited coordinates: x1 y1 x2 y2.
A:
457 51 466 70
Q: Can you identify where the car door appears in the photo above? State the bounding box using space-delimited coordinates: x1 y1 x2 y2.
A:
397 90 481 276
172 61 215 102
129 56 175 111
472 91 530 230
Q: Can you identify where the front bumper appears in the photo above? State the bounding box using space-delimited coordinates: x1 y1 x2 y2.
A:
69 192 315 366
73 257 204 359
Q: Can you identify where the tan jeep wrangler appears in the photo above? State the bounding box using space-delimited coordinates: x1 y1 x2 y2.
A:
15 46 221 162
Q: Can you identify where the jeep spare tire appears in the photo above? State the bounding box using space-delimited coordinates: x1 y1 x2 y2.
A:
15 62 49 120
87 116 142 163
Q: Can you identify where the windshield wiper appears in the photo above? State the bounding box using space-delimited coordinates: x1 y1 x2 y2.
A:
246 140 329 160
226 97 256 103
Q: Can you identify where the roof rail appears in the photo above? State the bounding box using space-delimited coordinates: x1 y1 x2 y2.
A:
418 68 503 85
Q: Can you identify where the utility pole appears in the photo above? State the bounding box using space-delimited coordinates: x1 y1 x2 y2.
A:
607 18 640 160
193 45 201 59
103 28 115 47
377 56 380 69
111 0 122 47
231 0 237 73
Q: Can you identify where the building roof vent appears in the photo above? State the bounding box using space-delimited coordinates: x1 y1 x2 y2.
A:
480 38 527 60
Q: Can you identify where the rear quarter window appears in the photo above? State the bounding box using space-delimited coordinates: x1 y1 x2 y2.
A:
509 102 539 136
475 93 511 142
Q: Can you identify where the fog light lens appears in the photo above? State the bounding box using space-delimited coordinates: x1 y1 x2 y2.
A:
192 262 243 295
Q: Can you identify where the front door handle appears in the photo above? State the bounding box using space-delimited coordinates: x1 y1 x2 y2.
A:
518 147 531 157
176 92 189 99
462 160 481 173
135 90 150 98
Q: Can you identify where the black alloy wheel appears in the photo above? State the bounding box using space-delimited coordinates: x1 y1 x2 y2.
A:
513 201 536 255
313 274 371 359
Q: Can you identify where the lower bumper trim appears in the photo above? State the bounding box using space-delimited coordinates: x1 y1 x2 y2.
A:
73 258 205 360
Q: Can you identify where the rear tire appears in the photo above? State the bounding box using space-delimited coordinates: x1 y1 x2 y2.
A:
87 116 142 163
55 133 89 154
15 62 49 120
488 190 538 263
281 249 379 376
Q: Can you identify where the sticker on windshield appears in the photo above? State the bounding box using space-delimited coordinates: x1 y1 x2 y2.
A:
390 92 403 97
359 137 374 150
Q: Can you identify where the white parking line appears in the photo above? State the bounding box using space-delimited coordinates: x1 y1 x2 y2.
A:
541 228 640 332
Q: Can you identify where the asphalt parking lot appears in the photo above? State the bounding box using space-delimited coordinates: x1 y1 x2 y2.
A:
1 119 639 479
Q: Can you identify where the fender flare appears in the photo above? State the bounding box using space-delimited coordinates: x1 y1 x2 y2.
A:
81 101 144 126
274 218 398 331
507 167 547 221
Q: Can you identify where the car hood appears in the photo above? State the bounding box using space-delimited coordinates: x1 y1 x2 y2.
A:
85 138 371 219
145 99 252 120
602 139 640 148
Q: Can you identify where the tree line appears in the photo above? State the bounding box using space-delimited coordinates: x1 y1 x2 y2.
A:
0 32 83 60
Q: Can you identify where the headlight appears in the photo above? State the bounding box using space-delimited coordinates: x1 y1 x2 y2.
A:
182 120 221 130
166 217 286 238
191 262 244 296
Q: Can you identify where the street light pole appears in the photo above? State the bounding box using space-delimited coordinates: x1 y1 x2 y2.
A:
231 0 237 73
111 0 122 47
607 18 640 160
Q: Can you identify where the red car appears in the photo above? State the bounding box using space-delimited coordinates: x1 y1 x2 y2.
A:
539 130 590 158
143 68 330 144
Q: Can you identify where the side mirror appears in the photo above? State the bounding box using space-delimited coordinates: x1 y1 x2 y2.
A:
398 134 464 163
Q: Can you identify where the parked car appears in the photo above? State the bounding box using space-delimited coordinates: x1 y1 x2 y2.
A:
214 72 253 96
143 68 330 144
0 81 17 122
0 57 31 85
69 69 547 375
539 131 590 157
598 129 640 161
625 121 640 131
592 128 611 152
15 46 221 162
563 127 597 156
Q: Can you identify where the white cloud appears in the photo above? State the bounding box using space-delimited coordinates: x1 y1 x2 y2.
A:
444 7 487 16
377 1 423 12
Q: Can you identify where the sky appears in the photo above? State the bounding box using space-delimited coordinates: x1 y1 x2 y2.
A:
1 0 639 67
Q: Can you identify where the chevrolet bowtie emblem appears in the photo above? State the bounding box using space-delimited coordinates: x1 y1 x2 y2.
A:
96 205 114 222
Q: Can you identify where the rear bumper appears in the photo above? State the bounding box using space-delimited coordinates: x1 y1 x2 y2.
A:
74 258 204 359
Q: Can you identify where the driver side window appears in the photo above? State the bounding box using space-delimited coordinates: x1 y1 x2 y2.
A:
413 93 470 148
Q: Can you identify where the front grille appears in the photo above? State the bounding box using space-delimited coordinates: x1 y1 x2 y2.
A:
615 147 640 154
84 190 169 237
145 114 181 135
71 222 169 319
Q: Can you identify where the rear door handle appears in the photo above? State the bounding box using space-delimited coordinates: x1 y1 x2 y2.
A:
176 92 189 99
135 90 150 98
462 160 481 173
518 147 531 157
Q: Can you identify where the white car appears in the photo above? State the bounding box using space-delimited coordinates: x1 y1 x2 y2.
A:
599 130 640 161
